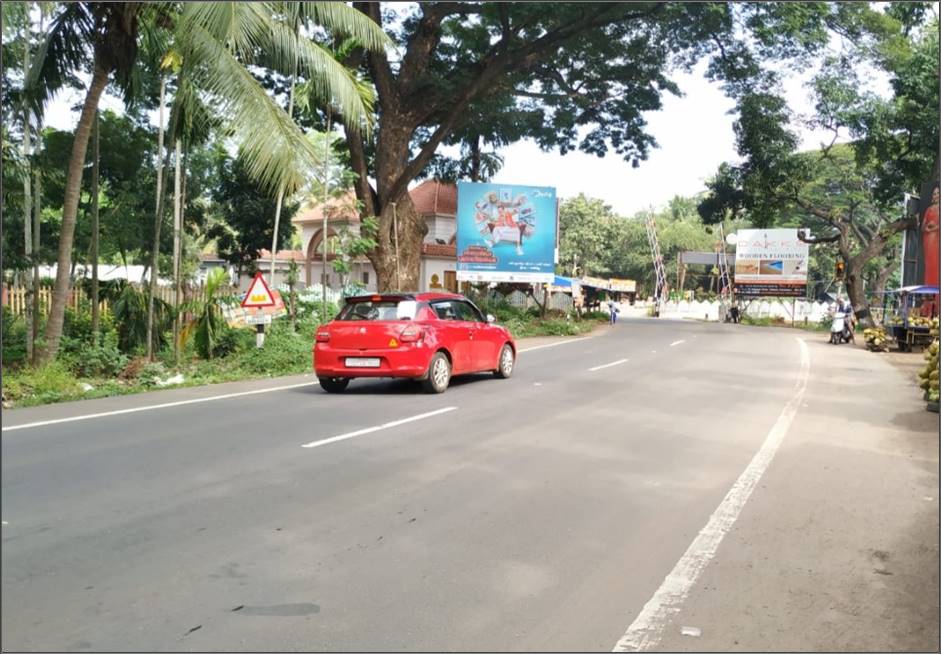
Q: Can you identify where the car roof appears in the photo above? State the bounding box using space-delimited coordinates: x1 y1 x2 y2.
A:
415 292 465 302
345 292 466 302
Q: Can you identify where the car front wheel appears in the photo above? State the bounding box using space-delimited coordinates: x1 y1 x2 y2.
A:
319 377 350 393
422 352 451 394
493 344 515 379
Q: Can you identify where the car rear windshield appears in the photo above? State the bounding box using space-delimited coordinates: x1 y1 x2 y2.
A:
337 299 419 321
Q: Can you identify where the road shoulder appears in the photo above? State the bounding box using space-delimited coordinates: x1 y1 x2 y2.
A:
2 327 610 428
651 337 939 651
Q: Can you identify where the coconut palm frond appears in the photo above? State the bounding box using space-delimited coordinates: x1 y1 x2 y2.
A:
271 26 376 132
295 2 391 53
180 1 274 64
168 70 215 148
1 2 29 42
126 5 174 112
26 2 95 122
181 22 317 196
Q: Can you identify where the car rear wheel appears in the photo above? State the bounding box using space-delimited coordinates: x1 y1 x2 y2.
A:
422 352 451 394
319 377 350 393
493 344 514 379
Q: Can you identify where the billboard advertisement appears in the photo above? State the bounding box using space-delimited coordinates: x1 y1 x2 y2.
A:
733 229 809 297
456 181 557 283
901 179 940 287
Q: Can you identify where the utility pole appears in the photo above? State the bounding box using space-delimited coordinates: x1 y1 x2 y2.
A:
321 113 331 321
269 18 300 289
146 75 167 360
91 111 100 340
172 138 182 366
391 202 401 291
22 24 33 363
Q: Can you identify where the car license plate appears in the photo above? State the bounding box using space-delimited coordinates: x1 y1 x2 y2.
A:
345 357 381 368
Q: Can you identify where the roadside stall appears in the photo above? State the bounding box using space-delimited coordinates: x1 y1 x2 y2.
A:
551 275 583 310
579 276 611 312
881 285 940 351
609 278 637 305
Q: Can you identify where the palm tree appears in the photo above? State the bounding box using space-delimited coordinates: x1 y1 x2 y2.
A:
30 1 390 364
30 2 144 365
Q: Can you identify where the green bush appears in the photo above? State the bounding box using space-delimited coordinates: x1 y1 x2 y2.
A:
236 321 312 375
297 298 338 324
64 334 128 378
105 281 172 354
1 307 27 368
214 326 255 357
138 361 168 386
2 361 80 405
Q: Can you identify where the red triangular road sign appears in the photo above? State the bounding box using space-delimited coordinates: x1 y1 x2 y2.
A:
241 272 276 308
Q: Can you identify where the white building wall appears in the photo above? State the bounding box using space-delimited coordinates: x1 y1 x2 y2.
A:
420 258 456 292
424 215 456 243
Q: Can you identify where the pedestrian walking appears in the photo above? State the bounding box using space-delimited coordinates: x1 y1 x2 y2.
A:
608 299 619 325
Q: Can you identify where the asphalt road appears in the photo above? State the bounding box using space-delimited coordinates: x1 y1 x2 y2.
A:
2 318 938 652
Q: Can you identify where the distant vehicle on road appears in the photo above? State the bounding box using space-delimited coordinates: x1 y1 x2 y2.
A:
313 293 516 393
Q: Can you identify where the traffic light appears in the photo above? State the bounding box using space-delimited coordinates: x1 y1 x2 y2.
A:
835 261 845 279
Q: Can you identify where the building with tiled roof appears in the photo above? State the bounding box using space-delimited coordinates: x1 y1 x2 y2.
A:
291 180 461 292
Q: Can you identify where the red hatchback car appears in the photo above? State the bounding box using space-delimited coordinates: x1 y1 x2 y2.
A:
313 293 516 393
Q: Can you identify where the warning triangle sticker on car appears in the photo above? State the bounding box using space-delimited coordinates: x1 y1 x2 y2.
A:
241 272 277 308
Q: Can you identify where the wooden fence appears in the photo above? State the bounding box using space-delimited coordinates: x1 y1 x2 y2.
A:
2 283 237 318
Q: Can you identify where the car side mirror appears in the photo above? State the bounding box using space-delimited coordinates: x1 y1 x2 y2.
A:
486 314 496 323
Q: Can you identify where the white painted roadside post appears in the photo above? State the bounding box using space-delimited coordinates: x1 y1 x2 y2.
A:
242 273 277 349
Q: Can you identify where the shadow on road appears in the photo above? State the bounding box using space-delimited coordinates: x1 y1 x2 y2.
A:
286 373 497 396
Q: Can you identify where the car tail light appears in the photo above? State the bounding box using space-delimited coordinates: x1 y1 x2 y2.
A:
315 329 330 342
399 324 424 342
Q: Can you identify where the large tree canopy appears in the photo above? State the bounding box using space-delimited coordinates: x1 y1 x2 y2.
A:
337 1 893 291
696 10 938 321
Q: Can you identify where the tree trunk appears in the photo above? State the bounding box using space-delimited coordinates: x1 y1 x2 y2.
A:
368 197 425 292
365 123 427 292
470 135 481 182
91 110 101 341
146 75 168 360
37 60 109 365
870 258 896 325
844 260 869 326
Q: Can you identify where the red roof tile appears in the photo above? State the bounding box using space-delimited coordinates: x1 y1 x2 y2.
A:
421 243 456 258
291 190 360 225
257 249 308 262
410 179 457 216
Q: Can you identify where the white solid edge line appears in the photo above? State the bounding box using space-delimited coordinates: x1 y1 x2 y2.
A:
4 334 593 432
1 382 316 432
518 336 594 353
301 406 458 449
588 358 629 372
669 340 685 347
612 337 810 652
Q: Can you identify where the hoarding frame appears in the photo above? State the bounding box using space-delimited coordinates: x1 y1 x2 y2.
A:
455 181 557 284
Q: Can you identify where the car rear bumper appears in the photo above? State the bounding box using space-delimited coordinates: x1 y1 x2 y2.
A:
313 344 431 378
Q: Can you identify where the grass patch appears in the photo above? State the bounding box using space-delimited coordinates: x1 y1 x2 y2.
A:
740 315 830 332
2 303 604 409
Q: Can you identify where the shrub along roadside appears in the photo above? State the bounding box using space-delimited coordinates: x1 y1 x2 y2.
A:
739 314 830 332
1 304 605 408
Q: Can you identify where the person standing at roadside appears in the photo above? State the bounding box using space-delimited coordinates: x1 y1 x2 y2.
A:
608 298 619 324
